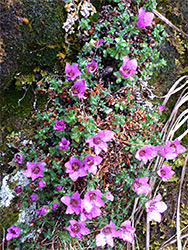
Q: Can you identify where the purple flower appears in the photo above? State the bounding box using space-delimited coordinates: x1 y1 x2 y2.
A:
83 155 102 174
60 191 81 215
92 39 104 47
157 163 175 182
36 206 47 215
119 220 135 243
157 139 186 160
66 219 90 239
30 194 38 202
65 156 87 181
59 137 70 150
80 200 101 221
23 162 45 181
132 177 152 195
86 59 97 73
120 56 138 78
135 146 157 164
136 7 154 29
38 179 46 188
52 202 59 210
65 62 81 81
145 193 167 223
105 191 114 201
158 105 165 112
14 153 23 164
86 130 115 155
56 185 62 191
83 189 105 213
13 185 23 194
96 221 119 247
53 119 65 131
6 226 21 241
71 78 88 99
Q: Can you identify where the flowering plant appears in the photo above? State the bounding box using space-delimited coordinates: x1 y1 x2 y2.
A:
71 78 88 99
5 0 187 249
23 162 45 181
120 56 138 78
136 7 154 29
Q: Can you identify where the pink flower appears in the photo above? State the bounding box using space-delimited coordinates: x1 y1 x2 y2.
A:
83 155 102 174
158 105 165 112
53 119 65 131
13 185 23 194
65 62 81 81
66 219 90 239
23 162 44 181
96 221 119 247
14 153 23 164
86 59 97 73
65 156 87 181
105 192 114 201
6 226 21 241
145 193 167 223
60 191 81 215
36 206 48 215
132 177 151 195
119 220 135 243
71 78 88 99
136 7 154 29
38 179 46 188
80 200 101 221
30 194 38 202
157 139 186 160
120 56 138 78
92 39 104 47
59 137 70 150
157 163 175 182
83 189 105 213
86 130 115 155
56 185 62 191
135 146 157 164
52 202 59 210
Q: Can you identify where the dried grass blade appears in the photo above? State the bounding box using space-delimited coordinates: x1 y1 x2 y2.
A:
177 154 188 250
152 9 188 37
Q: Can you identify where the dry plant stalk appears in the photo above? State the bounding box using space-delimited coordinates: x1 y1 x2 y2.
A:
130 75 188 249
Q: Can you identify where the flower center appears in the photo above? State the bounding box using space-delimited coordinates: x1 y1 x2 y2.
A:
133 180 142 188
121 226 129 233
14 186 22 194
72 87 80 94
139 150 146 157
148 203 156 212
72 162 80 171
62 141 67 145
10 229 16 235
89 192 96 201
70 199 78 207
160 170 166 176
170 143 177 151
16 155 20 160
57 121 64 127
102 226 111 235
93 137 101 145
123 67 131 74
89 65 95 71
93 41 99 47
32 166 40 174
68 70 75 77
87 159 94 166
71 223 81 233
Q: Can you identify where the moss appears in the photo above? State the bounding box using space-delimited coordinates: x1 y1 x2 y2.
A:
0 200 20 241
